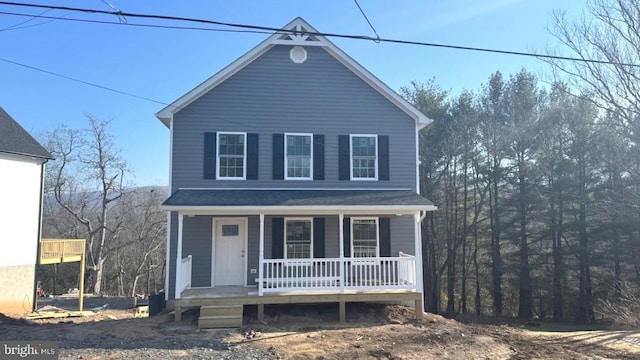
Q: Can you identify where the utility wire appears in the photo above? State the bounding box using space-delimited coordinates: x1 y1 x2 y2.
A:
353 0 380 41
1 1 639 67
0 10 275 34
0 57 170 106
0 7 49 31
0 10 80 32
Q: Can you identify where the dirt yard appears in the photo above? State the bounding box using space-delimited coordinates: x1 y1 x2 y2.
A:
1 296 639 359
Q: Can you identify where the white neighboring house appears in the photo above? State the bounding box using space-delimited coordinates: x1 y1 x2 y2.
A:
0 107 52 315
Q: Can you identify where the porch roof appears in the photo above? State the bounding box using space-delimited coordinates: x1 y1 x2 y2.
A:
162 189 436 214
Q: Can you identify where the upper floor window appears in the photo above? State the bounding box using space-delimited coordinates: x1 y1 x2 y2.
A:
285 133 312 180
351 217 379 257
285 218 313 259
350 135 377 180
217 132 246 179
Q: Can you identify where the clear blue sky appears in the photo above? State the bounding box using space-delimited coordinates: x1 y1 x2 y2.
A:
0 0 583 186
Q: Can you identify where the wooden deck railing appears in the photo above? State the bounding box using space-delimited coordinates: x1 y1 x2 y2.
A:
40 239 85 265
259 254 417 294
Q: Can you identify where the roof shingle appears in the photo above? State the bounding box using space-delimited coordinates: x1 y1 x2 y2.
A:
0 107 52 160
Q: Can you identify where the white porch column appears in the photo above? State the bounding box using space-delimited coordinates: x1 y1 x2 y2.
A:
339 213 345 294
258 213 265 296
175 212 184 300
415 212 425 311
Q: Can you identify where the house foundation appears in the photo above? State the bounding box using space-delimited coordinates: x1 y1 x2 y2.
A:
0 264 35 315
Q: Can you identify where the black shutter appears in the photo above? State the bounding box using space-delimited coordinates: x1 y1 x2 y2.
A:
313 134 324 180
338 135 350 180
273 134 284 180
379 217 391 257
246 133 259 180
313 217 325 258
378 135 389 181
343 217 351 257
203 132 216 179
271 218 284 259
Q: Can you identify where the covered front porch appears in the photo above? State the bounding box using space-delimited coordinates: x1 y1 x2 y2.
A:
164 189 435 327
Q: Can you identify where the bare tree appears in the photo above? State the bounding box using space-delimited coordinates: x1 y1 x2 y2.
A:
43 115 128 294
547 0 640 139
117 187 167 297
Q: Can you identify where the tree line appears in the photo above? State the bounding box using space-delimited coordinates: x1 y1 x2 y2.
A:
408 0 640 322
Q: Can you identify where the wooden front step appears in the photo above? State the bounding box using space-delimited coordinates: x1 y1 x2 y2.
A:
198 305 243 329
200 305 243 317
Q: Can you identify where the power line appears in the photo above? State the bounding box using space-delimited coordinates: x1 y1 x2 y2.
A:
0 57 170 106
353 0 380 41
1 1 639 67
0 7 49 31
0 10 275 34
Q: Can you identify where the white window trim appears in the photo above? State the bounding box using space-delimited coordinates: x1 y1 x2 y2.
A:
216 131 247 180
350 134 378 181
350 217 379 258
284 217 314 259
284 133 313 180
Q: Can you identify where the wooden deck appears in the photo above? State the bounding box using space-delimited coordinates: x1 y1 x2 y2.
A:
39 238 86 311
40 239 85 265
176 286 423 323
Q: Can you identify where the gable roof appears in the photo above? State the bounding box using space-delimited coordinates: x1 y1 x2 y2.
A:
0 107 52 160
156 17 431 129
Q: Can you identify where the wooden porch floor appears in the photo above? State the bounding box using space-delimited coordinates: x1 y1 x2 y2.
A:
176 286 423 323
181 286 258 299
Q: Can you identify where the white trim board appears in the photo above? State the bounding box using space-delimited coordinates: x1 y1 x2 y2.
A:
163 205 437 216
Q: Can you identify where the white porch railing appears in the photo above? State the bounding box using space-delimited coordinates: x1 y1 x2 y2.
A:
260 254 416 294
179 255 192 292
398 252 416 286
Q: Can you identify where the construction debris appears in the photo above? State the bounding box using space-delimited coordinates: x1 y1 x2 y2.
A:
27 306 95 320
134 306 149 318
90 304 109 311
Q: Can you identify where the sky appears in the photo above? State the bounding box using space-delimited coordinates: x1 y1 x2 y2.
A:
0 0 585 186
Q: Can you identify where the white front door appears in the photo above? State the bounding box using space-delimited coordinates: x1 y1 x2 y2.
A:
214 219 246 286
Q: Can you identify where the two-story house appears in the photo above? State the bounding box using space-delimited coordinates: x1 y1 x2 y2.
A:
156 18 436 328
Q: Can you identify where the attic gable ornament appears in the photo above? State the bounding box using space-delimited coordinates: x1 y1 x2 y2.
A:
290 46 307 63
275 23 322 45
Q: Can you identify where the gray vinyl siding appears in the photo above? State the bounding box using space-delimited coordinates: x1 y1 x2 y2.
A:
171 45 417 191
325 216 340 258
182 216 213 287
389 215 417 256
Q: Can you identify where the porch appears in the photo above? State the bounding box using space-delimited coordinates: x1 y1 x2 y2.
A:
164 189 436 328
176 253 422 328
